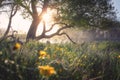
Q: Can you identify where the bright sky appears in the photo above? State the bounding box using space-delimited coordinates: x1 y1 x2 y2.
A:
112 0 120 20
0 12 31 33
0 9 58 34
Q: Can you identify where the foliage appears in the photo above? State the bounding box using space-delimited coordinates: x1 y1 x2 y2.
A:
56 0 117 28
0 39 120 80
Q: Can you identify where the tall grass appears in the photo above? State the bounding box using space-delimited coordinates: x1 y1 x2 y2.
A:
0 40 120 80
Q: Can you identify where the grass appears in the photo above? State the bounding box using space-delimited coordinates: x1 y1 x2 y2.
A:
0 39 120 80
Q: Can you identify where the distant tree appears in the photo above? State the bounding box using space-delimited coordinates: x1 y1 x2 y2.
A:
0 0 18 42
0 0 117 43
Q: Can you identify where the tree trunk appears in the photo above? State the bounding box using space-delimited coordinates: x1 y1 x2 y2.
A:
26 0 48 41
26 17 41 41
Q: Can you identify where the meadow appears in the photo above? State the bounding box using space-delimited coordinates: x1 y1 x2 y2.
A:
0 37 120 80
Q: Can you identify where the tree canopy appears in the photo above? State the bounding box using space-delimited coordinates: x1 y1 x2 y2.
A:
55 0 116 27
0 0 118 42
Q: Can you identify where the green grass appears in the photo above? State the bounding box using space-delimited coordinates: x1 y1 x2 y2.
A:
0 40 120 80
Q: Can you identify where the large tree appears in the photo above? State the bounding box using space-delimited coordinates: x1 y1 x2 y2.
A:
0 0 117 42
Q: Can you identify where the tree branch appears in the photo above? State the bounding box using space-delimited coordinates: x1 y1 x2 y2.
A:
56 25 72 33
0 2 14 7
58 32 76 44
19 2 33 16
46 22 70 32
11 5 18 17
36 24 70 39
0 4 17 42
41 20 46 35
4 4 16 36
35 23 73 43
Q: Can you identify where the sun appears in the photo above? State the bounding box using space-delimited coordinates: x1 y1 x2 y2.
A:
42 8 55 23
37 9 59 35
42 12 52 22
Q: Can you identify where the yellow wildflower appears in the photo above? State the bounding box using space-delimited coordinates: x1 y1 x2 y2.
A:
118 55 120 59
13 42 21 50
39 51 49 59
38 65 56 77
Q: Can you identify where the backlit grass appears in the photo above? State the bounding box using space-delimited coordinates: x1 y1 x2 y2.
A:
0 40 120 80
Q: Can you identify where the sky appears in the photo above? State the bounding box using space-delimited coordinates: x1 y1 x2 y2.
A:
0 12 31 33
0 0 120 34
112 0 120 20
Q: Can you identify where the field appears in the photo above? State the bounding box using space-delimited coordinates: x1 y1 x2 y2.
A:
0 38 120 80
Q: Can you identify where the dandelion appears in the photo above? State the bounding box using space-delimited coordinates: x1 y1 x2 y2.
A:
38 65 56 77
39 50 49 59
13 42 21 50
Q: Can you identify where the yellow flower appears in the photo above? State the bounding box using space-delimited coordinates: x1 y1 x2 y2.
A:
38 65 56 77
13 42 21 50
39 51 49 59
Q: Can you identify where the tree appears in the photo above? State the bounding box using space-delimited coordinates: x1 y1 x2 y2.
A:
0 0 18 42
0 0 117 43
59 0 117 27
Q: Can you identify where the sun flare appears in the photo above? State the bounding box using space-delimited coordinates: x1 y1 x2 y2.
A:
42 13 52 22
37 9 59 35
42 8 55 23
